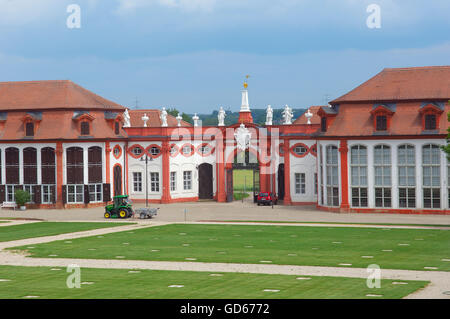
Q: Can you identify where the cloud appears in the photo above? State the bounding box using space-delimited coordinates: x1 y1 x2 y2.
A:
0 0 63 26
116 0 216 14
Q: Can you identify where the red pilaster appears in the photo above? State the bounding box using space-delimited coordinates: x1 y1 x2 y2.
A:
161 139 171 203
105 141 111 184
55 142 63 209
339 139 350 211
216 134 226 202
283 140 292 205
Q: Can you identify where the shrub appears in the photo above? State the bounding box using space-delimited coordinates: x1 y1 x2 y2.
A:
15 189 31 206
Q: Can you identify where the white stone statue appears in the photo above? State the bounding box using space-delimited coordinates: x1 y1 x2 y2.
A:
176 112 182 127
234 123 251 151
123 109 131 128
305 108 313 125
160 107 168 127
142 113 149 127
282 104 293 125
192 113 200 127
265 105 273 126
218 107 226 126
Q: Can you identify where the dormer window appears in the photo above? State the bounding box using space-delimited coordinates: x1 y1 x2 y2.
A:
376 115 387 131
80 121 90 135
115 122 120 135
419 103 443 131
370 104 395 132
425 114 436 130
321 117 327 132
26 122 34 137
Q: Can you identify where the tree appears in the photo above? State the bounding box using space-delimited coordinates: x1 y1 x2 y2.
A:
167 108 192 124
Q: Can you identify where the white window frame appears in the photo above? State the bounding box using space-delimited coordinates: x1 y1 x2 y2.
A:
295 173 306 194
42 184 54 204
183 171 192 191
422 144 441 209
88 183 102 203
150 172 160 192
170 172 177 192
133 172 142 193
398 144 416 208
374 145 392 208
67 184 84 204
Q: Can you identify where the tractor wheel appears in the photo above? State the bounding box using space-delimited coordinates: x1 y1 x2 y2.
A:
104 212 111 219
119 209 128 219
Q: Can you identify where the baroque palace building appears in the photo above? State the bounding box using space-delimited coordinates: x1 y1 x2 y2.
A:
0 65 448 214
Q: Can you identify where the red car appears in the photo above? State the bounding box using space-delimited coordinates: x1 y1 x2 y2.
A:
257 192 278 206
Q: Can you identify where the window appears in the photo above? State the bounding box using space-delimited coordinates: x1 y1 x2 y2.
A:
67 185 84 203
319 146 324 205
170 172 177 191
447 160 450 208
182 145 193 155
422 144 441 208
199 145 211 155
131 147 142 156
113 147 120 158
326 145 339 206
89 184 102 202
295 173 306 194
133 172 142 192
183 171 192 190
149 146 160 156
374 145 391 208
26 122 34 137
351 145 368 207
293 145 307 156
424 114 436 130
279 144 284 155
6 185 16 202
321 117 327 132
42 185 54 204
80 121 90 135
115 121 120 135
23 185 35 203
150 172 160 192
398 145 416 208
376 115 387 131
314 173 318 195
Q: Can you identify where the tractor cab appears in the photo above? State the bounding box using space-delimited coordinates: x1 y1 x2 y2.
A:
104 195 134 219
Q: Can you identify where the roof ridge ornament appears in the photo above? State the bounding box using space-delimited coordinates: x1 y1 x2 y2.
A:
142 113 149 127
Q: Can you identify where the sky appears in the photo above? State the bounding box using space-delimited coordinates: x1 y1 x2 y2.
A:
0 0 449 113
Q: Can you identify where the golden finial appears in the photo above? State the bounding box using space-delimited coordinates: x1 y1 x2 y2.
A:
243 75 250 89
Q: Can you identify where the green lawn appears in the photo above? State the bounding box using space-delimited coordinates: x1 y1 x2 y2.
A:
0 265 427 299
0 222 131 242
233 169 254 191
12 224 450 271
218 220 450 228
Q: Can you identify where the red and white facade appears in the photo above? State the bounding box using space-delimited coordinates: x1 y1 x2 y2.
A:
0 66 449 214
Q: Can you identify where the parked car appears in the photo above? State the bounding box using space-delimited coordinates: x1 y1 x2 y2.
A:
256 192 278 206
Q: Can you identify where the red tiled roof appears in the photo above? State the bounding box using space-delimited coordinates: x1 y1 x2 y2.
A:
0 110 127 140
322 101 449 137
0 80 124 111
129 109 192 127
331 66 450 103
293 106 322 125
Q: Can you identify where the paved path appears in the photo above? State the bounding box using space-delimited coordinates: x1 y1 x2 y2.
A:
0 220 448 299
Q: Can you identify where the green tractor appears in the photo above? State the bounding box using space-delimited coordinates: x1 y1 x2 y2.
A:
104 195 134 219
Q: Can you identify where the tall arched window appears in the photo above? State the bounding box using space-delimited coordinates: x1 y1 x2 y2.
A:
374 145 391 208
398 145 416 208
23 147 37 202
422 144 441 209
326 145 339 206
88 146 103 202
319 145 324 205
5 147 19 202
41 147 56 204
66 147 84 203
350 145 368 207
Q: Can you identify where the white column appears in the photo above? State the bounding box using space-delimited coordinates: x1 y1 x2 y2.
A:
367 145 375 208
19 146 23 185
37 147 42 185
1 147 5 185
83 146 89 185
391 143 399 209
440 140 446 210
416 142 423 209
